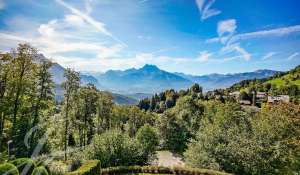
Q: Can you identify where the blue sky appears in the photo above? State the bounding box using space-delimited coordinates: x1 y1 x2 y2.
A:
0 0 300 75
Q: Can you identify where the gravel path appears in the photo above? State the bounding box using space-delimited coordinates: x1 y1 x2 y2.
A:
151 150 185 167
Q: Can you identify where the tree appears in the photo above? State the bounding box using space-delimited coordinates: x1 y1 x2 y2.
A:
239 91 251 101
10 44 38 151
184 102 300 174
77 84 99 146
159 110 189 153
0 53 13 150
62 68 80 161
159 96 205 153
96 91 113 133
29 60 55 155
136 124 159 162
190 83 202 94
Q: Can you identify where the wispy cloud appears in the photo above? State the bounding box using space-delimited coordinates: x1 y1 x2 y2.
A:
207 24 300 43
137 35 152 40
55 0 126 46
217 19 236 44
0 13 125 69
149 46 178 55
196 51 211 62
215 19 251 61
139 0 149 3
287 52 299 60
221 43 251 61
85 0 93 14
0 0 5 10
55 0 110 36
196 0 221 21
262 52 276 60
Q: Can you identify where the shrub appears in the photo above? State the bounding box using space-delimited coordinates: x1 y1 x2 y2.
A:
101 165 231 175
31 166 49 175
46 161 68 175
65 160 100 175
10 158 36 175
136 124 159 160
86 130 144 168
0 163 19 175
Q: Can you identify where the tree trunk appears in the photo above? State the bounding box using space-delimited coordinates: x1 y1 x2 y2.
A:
12 66 25 144
64 96 70 161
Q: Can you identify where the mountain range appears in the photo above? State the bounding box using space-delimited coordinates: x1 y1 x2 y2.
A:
90 64 280 93
37 54 280 104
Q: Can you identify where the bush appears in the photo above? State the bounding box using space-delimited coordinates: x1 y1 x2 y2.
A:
86 129 144 168
0 163 19 175
10 158 36 175
31 166 49 175
65 160 100 175
101 165 231 175
46 161 68 175
136 124 159 161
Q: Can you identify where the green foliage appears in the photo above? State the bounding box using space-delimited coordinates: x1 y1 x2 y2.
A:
10 158 36 175
159 96 205 153
136 124 159 161
101 165 231 175
46 161 68 175
65 160 100 175
31 166 49 175
85 129 144 168
184 102 300 174
0 163 19 175
0 44 55 157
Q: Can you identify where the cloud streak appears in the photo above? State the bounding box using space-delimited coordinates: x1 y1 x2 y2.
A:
55 0 110 36
0 0 4 10
196 0 221 21
207 24 300 43
55 0 127 46
262 52 276 60
287 52 299 60
215 19 251 61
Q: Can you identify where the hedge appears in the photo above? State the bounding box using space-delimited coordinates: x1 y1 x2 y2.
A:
10 158 36 175
0 163 19 175
65 160 101 175
101 166 232 175
31 166 49 175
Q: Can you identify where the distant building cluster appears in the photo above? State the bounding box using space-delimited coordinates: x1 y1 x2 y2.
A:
228 91 290 106
267 95 290 103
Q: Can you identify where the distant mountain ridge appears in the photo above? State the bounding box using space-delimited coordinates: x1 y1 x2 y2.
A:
36 54 138 105
175 69 281 91
95 64 193 94
94 64 280 93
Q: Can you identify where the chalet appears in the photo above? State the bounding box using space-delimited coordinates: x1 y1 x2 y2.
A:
229 91 240 99
267 95 290 103
256 92 267 98
239 100 251 105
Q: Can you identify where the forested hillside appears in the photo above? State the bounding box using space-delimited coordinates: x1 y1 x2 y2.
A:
229 65 300 102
